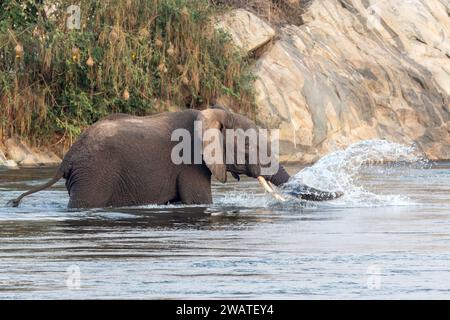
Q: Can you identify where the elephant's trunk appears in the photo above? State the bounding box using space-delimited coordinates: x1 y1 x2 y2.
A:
257 164 344 202
266 165 290 186
256 164 290 201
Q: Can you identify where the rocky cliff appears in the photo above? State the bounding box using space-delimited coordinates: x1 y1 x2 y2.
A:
219 0 450 163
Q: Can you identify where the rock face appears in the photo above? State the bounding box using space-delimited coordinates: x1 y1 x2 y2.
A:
1 137 61 168
216 9 276 52
221 1 450 162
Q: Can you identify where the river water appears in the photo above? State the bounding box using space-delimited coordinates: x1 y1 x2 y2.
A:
0 140 449 299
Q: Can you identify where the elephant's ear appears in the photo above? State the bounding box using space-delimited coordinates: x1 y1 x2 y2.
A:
196 109 228 183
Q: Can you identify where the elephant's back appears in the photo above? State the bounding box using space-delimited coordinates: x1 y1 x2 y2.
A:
80 115 177 167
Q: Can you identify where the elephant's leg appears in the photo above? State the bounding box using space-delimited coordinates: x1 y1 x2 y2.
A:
177 165 212 205
66 173 114 209
68 184 111 208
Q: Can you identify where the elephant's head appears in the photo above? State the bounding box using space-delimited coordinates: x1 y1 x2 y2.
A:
196 105 290 189
196 105 343 202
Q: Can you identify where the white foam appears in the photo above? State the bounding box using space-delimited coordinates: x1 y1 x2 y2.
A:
214 191 269 208
280 140 428 208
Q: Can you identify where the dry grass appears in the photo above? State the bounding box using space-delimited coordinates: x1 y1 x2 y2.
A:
213 0 311 26
0 0 255 150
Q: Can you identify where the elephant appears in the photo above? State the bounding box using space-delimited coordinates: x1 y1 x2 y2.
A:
9 106 343 208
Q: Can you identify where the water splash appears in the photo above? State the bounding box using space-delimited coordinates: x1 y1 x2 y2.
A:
280 140 429 208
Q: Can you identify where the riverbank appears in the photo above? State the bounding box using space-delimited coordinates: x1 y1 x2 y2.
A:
0 138 61 168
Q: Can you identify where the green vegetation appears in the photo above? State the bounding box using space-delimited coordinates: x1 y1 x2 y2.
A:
0 0 255 148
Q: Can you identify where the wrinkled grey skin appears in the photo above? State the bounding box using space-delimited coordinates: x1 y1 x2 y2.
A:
10 107 341 208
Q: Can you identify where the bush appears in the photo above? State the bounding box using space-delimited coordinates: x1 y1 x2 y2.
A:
0 0 255 148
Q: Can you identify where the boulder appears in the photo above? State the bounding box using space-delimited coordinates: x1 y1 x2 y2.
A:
31 149 62 166
251 0 450 162
3 160 19 169
216 9 276 53
5 138 34 164
0 149 18 168
5 137 61 167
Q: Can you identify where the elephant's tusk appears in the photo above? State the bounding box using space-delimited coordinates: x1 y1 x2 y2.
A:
257 176 272 192
268 181 287 201
257 176 287 201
